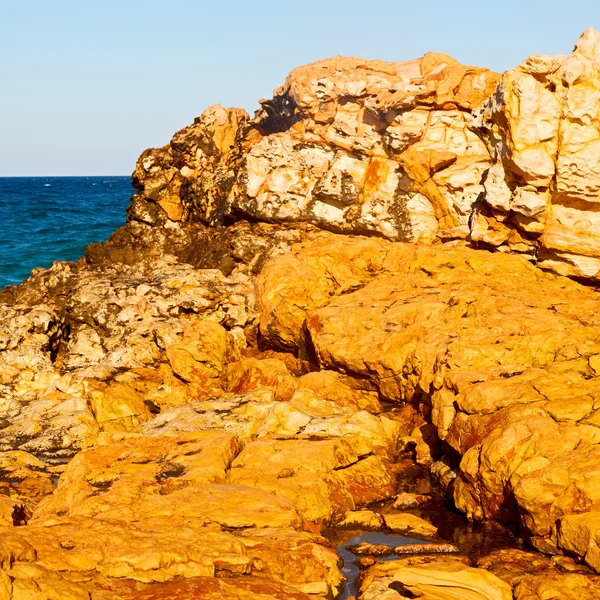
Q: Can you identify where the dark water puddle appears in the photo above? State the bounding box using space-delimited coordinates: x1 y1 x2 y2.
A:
328 469 523 599
336 532 427 599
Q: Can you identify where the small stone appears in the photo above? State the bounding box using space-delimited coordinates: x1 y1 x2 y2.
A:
383 513 438 538
395 543 460 555
393 493 431 510
359 556 377 568
338 510 384 530
347 542 394 557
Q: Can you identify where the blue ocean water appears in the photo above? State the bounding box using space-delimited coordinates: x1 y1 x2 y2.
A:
0 176 132 289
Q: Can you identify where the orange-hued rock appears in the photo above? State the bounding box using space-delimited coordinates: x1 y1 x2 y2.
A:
131 54 497 245
296 370 382 413
0 451 54 504
0 496 22 527
255 233 404 350
236 55 497 241
476 547 595 589
31 432 304 531
89 28 600 288
512 573 600 600
2 517 252 582
382 513 438 538
132 104 250 224
0 258 255 458
359 558 513 600
134 386 398 458
0 526 342 599
113 576 313 600
256 233 600 563
2 563 90 600
230 436 396 527
11 28 600 599
0 517 344 597
32 432 237 519
237 527 343 597
136 389 279 439
473 28 600 281
227 357 298 401
87 380 152 432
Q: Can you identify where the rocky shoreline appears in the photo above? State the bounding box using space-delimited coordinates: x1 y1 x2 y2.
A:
2 28 600 599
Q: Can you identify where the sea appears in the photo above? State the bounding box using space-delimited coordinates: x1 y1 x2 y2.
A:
0 176 132 290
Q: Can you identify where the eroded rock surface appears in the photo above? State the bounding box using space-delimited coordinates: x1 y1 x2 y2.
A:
6 27 600 600
257 232 600 570
472 28 600 280
121 56 499 248
88 28 600 284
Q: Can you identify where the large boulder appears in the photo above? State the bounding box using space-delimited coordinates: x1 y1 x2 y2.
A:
131 56 498 244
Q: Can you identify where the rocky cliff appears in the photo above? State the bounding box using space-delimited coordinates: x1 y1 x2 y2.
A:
92 27 600 284
1 29 600 600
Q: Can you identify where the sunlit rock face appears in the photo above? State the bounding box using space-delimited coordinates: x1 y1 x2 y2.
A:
255 231 600 569
126 28 600 284
131 55 499 244
7 27 600 600
472 28 600 280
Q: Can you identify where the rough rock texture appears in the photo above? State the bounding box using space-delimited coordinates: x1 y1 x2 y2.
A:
256 232 600 568
119 56 499 249
472 28 600 280
359 556 513 599
6 27 600 599
90 28 600 285
0 257 256 459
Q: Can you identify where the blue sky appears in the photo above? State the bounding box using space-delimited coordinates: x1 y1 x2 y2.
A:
1 0 598 176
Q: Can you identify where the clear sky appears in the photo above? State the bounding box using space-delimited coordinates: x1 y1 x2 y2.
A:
1 0 599 176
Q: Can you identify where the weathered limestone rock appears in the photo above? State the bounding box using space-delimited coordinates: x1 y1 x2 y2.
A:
3 563 90 600
0 497 21 527
230 436 396 527
256 233 600 561
513 573 600 600
383 513 438 538
237 527 343 597
0 451 56 504
392 492 431 510
359 558 513 599
132 104 249 224
1 517 252 582
476 547 596 593
112 576 314 600
10 27 600 600
0 521 341 599
31 432 304 530
555 512 600 571
296 370 382 413
338 510 384 530
473 28 600 281
131 56 498 245
256 233 404 350
90 28 600 288
136 389 279 439
0 257 255 457
227 357 298 401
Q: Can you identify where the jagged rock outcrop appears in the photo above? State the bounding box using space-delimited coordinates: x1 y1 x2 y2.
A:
255 232 600 568
5 27 600 600
359 555 513 599
103 28 600 284
470 28 600 280
127 55 499 245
